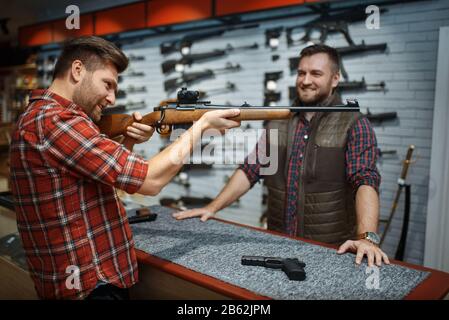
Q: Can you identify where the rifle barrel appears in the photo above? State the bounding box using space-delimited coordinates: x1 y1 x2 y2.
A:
337 43 387 56
170 103 359 112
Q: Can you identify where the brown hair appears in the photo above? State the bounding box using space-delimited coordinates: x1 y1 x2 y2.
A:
53 36 128 79
298 44 340 74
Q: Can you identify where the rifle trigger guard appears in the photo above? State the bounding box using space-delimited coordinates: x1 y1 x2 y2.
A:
156 108 166 134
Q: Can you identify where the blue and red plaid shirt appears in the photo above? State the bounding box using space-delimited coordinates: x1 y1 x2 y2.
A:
240 113 380 236
9 90 148 299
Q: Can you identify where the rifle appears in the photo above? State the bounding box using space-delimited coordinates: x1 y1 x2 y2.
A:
161 30 226 56
164 63 241 92
160 24 259 56
378 149 397 157
265 27 283 49
96 87 360 139
241 256 306 281
161 43 258 74
126 85 147 94
364 108 397 124
264 71 283 91
195 81 236 98
289 57 300 73
122 69 145 77
102 100 147 115
264 92 281 106
289 86 297 101
117 86 148 99
118 70 145 83
117 90 126 99
128 54 145 62
286 5 387 47
338 78 386 92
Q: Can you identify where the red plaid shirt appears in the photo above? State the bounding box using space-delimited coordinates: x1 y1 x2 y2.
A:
9 90 148 299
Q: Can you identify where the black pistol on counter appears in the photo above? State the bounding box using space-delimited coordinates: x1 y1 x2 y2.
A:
241 256 306 281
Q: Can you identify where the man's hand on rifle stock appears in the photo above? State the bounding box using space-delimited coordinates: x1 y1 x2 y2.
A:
126 112 155 143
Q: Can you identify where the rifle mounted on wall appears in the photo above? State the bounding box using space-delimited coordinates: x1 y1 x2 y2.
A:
286 5 388 47
164 63 241 92
161 43 258 74
160 23 259 56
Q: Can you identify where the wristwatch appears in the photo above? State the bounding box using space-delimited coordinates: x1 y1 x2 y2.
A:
354 232 380 245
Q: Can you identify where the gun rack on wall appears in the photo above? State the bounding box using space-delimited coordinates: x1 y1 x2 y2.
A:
18 0 418 48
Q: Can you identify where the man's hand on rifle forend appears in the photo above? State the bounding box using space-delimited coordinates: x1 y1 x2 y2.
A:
199 109 241 133
337 239 390 267
126 112 155 143
172 206 216 222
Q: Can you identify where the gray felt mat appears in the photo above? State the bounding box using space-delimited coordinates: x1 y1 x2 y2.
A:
130 205 429 300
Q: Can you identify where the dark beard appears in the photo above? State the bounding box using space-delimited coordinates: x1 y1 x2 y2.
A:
72 77 99 115
298 87 332 107
300 91 331 106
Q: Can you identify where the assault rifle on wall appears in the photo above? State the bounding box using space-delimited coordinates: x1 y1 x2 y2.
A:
337 78 386 92
265 27 284 49
378 149 397 157
96 88 360 144
160 24 259 56
264 71 283 105
164 63 241 92
161 43 258 74
102 100 147 115
288 86 297 101
364 109 397 124
128 54 145 62
117 86 148 99
196 82 237 98
118 70 145 83
264 92 282 106
264 71 283 89
286 5 388 47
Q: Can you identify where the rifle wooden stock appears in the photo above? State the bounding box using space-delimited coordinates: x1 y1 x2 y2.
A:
96 109 293 138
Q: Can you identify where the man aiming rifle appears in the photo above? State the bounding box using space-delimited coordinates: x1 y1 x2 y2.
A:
9 36 241 300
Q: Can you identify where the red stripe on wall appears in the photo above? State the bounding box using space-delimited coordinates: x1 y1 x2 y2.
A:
147 0 212 27
215 0 305 16
95 2 146 36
